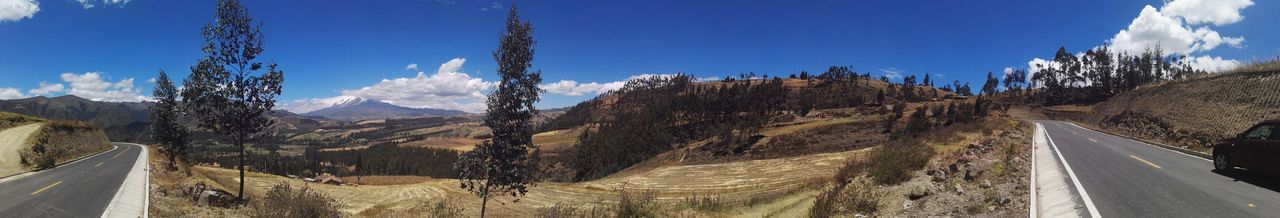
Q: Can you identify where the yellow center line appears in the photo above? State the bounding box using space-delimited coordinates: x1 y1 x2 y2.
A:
1130 155 1163 169
112 146 130 158
31 180 63 196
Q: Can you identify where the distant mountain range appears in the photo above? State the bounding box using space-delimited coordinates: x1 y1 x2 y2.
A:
0 95 152 141
302 97 468 121
0 95 338 142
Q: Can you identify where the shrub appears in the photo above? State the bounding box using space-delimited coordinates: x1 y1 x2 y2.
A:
536 203 609 218
405 198 466 218
615 188 659 218
811 176 877 218
866 140 934 185
683 193 726 212
249 183 343 218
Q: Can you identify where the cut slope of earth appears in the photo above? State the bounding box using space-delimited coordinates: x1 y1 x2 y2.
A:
0 123 43 177
1075 69 1280 151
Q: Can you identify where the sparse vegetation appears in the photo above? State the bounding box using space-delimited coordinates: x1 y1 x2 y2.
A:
867 140 935 185
0 112 42 130
20 120 112 169
248 183 344 218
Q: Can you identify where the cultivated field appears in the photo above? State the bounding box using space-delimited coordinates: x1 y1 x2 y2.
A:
194 146 869 217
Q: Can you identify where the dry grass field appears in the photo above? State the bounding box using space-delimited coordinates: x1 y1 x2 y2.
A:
193 146 870 217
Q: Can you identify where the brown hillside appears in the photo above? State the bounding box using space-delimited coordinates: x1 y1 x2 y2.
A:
1088 68 1280 151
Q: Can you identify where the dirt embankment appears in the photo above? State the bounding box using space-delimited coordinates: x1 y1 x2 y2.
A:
0 123 44 177
21 120 114 169
1044 69 1280 152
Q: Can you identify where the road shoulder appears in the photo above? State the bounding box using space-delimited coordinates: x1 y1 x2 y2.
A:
102 143 149 218
1033 122 1085 217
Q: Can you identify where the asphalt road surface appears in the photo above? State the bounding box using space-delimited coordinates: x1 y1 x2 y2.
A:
0 142 142 217
1036 120 1280 217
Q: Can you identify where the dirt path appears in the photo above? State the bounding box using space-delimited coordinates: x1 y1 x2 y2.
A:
0 123 43 177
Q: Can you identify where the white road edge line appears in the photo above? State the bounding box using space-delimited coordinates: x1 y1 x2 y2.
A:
1030 123 1039 218
1044 122 1103 218
0 145 120 184
1064 122 1211 163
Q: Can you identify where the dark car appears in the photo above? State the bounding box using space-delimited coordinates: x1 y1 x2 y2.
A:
1213 120 1280 173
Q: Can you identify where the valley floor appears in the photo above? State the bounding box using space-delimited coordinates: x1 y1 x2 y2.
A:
189 147 872 217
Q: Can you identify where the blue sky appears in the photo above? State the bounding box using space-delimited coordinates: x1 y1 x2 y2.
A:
0 0 1275 113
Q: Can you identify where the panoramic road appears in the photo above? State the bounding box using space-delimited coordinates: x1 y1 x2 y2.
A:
1036 120 1280 217
0 142 141 217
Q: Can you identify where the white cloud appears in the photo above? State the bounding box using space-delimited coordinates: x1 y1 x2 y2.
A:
28 81 64 95
1160 0 1253 26
278 95 358 114
342 58 493 112
1026 58 1061 75
0 0 39 23
1109 0 1250 55
0 87 24 100
541 80 625 97
281 58 493 113
60 72 149 102
538 73 681 97
146 77 156 83
1182 55 1242 72
404 63 418 71
877 68 904 79
75 0 130 9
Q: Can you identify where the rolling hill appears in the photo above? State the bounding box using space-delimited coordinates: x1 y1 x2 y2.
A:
0 95 151 141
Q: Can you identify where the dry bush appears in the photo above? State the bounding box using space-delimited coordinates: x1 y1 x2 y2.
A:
682 193 726 212
615 188 659 218
0 112 42 130
535 203 609 218
248 183 343 218
811 175 877 218
20 120 111 169
866 140 934 185
401 198 467 218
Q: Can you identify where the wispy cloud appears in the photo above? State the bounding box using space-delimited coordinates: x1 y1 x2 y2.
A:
878 67 905 79
76 0 131 9
479 2 503 11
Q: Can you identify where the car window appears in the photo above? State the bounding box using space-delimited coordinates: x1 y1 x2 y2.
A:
1246 125 1275 140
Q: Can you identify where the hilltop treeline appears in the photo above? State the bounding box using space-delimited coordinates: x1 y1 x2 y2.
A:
188 143 461 179
564 66 959 181
1029 45 1208 105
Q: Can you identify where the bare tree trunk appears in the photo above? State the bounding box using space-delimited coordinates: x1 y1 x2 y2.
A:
481 193 489 218
238 140 246 201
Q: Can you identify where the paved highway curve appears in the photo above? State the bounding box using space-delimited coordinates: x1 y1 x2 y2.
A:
1036 120 1280 217
0 142 142 217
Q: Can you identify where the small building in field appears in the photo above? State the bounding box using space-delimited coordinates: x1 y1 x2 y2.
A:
314 174 343 185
